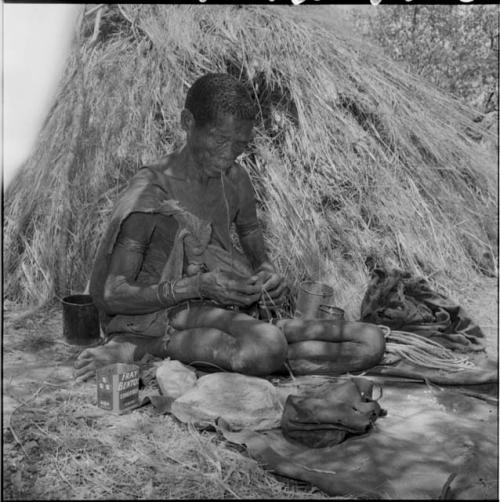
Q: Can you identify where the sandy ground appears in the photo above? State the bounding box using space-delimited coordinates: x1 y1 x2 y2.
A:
2 304 331 499
2 277 498 499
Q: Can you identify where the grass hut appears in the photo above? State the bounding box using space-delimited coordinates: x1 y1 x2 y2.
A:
4 5 497 317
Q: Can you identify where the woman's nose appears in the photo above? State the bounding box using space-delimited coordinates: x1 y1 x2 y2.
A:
231 143 245 159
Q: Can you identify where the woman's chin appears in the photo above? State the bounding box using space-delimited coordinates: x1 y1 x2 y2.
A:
206 164 232 177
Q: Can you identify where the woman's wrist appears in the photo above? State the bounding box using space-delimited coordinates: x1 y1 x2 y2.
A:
256 261 274 274
194 272 205 299
197 272 210 299
158 274 208 306
156 280 178 306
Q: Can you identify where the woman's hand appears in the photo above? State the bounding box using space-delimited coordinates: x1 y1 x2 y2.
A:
255 263 288 308
200 269 262 307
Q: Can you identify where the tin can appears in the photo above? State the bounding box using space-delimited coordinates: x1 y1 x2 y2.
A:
295 281 334 319
96 363 140 413
318 305 345 321
61 294 101 346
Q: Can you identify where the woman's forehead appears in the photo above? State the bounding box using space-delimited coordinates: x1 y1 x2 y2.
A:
207 112 254 134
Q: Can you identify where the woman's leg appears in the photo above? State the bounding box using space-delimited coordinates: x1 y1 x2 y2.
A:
73 305 287 381
167 305 288 375
277 319 385 375
275 318 344 343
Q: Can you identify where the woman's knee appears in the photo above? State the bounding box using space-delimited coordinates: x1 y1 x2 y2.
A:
232 323 288 375
355 323 386 366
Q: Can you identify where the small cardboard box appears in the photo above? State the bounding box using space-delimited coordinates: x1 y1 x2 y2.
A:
96 363 139 413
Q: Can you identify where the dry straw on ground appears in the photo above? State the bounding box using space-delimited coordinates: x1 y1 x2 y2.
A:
2 304 333 499
4 5 497 317
4 277 498 499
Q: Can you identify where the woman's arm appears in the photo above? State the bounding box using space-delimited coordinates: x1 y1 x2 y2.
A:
102 213 202 315
235 169 288 305
103 213 262 315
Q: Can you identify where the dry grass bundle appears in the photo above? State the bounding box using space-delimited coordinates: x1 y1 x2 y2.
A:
4 5 497 317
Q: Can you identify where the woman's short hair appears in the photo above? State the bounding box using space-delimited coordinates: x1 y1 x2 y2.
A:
185 73 257 127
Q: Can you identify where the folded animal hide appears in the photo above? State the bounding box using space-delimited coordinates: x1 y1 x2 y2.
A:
360 268 485 352
171 373 284 431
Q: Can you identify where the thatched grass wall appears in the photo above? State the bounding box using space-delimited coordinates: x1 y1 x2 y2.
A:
4 5 497 316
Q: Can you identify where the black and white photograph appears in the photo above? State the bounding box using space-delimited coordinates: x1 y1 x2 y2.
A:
3 2 499 499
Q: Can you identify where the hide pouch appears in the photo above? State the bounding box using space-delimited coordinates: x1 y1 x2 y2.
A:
281 378 386 448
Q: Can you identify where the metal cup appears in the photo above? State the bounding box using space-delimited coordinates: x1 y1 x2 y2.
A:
295 281 334 320
318 305 345 321
61 294 100 346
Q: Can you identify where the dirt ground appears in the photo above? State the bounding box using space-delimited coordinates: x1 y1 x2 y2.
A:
2 277 498 499
2 303 331 500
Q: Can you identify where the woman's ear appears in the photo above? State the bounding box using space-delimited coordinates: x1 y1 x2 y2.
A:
181 108 195 133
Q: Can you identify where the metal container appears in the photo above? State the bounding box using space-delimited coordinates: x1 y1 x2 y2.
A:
96 363 140 414
61 294 100 346
318 305 345 321
295 281 334 320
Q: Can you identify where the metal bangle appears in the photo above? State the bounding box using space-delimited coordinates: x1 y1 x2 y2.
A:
157 281 171 306
156 285 163 306
170 279 178 303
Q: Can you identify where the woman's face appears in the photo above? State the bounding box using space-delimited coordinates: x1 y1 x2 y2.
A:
186 111 254 178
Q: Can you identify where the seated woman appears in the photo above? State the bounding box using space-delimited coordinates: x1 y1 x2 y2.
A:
74 73 384 382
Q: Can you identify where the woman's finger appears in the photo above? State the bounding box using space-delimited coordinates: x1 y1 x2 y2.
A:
262 274 282 291
238 292 261 306
259 300 284 309
74 361 94 376
222 290 260 307
263 280 288 299
259 286 289 307
259 296 284 308
226 278 262 295
74 367 96 382
74 353 95 369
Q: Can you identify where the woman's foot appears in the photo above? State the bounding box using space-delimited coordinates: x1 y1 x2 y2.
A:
73 339 138 383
